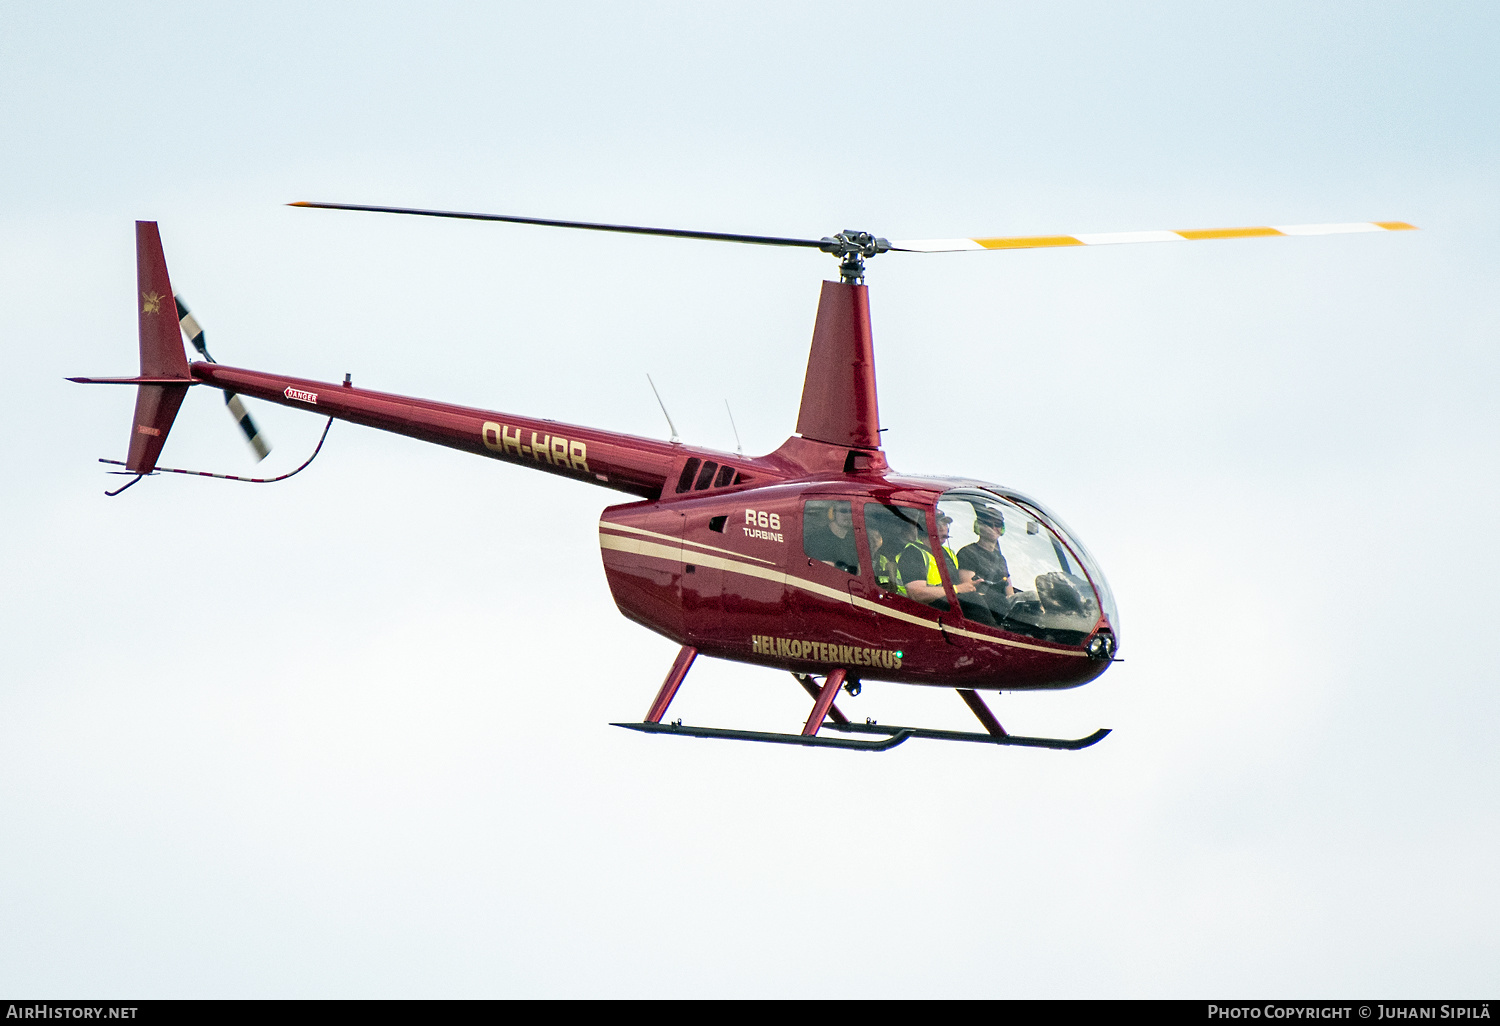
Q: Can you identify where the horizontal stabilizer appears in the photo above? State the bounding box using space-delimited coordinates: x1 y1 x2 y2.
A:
68 375 201 385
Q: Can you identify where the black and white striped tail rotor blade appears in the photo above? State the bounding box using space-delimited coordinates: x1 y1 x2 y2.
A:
225 393 271 461
173 292 272 462
174 292 212 361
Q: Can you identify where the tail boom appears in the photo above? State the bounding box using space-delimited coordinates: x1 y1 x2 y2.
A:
190 362 684 499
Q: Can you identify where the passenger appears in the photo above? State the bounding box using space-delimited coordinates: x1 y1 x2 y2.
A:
894 510 979 609
866 517 897 593
804 501 859 574
958 507 1015 602
886 515 925 599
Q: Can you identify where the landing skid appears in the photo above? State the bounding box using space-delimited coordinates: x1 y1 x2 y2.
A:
820 721 1110 750
621 645 1111 754
612 720 914 751
612 720 1106 751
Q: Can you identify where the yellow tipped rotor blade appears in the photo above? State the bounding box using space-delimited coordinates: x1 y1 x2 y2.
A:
889 221 1418 253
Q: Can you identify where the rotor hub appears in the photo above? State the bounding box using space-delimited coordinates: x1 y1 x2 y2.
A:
819 230 891 284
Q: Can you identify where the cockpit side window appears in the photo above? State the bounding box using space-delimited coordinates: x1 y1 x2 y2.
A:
802 499 860 575
861 503 906 595
863 502 951 609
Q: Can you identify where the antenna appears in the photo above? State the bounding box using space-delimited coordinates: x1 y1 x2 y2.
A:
725 400 744 455
647 374 680 444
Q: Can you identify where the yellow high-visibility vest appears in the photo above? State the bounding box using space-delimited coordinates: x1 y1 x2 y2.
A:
895 543 958 596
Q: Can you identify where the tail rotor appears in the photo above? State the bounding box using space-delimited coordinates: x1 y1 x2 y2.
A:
173 292 271 461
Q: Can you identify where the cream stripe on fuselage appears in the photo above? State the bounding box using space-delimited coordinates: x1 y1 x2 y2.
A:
599 520 778 565
596 534 1086 657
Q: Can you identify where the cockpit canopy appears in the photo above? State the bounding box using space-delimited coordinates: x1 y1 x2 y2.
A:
936 488 1117 646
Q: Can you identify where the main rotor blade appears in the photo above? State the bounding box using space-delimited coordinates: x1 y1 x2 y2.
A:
289 201 828 250
890 221 1418 253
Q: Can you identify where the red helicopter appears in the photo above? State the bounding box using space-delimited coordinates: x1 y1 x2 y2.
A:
73 207 1416 751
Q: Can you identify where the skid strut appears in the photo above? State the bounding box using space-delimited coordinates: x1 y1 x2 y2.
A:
644 645 697 723
793 673 849 725
957 688 1007 737
802 669 847 736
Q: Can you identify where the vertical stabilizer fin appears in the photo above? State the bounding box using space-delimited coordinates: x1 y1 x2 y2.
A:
126 222 192 473
794 281 881 450
135 222 190 379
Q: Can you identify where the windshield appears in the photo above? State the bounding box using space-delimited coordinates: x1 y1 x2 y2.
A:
937 489 1110 645
999 490 1119 637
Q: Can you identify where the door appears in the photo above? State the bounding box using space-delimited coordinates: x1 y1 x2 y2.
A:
680 505 726 643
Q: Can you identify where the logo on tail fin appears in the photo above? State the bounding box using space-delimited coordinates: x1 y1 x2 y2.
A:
141 291 163 314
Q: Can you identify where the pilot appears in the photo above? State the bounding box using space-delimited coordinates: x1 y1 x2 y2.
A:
938 510 999 625
958 507 1015 602
895 511 978 608
804 501 859 574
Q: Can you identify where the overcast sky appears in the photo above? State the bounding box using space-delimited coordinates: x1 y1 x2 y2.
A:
2 0 1497 998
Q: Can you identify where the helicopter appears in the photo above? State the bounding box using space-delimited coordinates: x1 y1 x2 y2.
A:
72 207 1417 752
